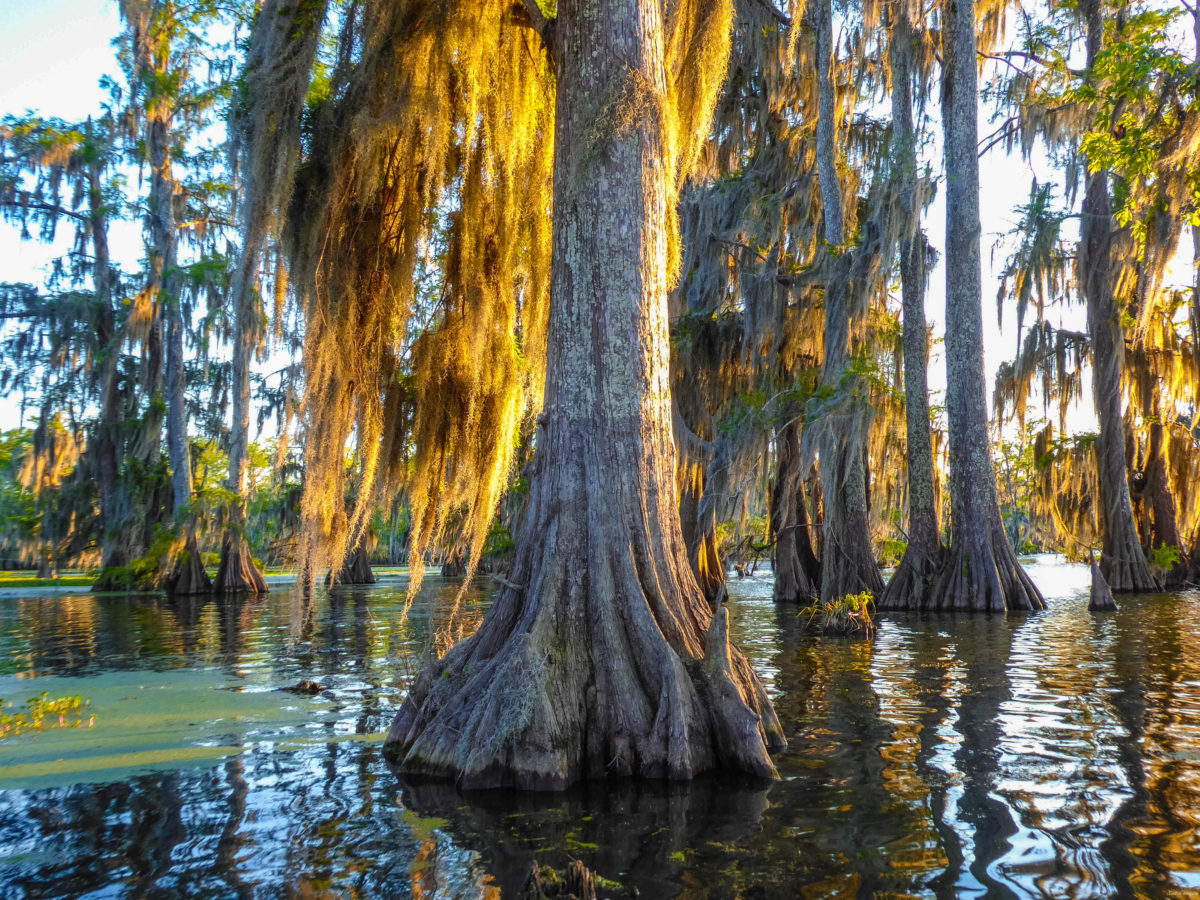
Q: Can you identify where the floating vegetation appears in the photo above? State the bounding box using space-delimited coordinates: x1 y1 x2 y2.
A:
800 591 876 639
0 693 94 737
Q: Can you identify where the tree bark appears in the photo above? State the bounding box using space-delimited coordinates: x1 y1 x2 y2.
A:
330 538 376 586
771 420 820 603
1142 398 1187 587
1078 0 1157 593
385 0 784 789
878 0 943 610
810 0 883 602
680 440 729 603
1089 553 1117 611
166 528 211 595
927 0 1045 612
85 146 135 589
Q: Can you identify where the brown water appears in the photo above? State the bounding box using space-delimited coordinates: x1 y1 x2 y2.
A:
1 559 1199 898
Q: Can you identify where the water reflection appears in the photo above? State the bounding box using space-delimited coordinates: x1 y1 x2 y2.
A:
1 563 1200 897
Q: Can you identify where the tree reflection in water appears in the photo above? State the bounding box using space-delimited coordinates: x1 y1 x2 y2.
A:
1 562 1200 897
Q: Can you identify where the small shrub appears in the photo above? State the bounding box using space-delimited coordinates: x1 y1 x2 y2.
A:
800 591 876 639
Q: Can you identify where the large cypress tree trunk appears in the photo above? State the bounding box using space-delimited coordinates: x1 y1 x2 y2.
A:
810 0 882 602
1078 0 1156 593
385 0 784 789
878 0 942 610
771 420 820 603
927 0 1044 612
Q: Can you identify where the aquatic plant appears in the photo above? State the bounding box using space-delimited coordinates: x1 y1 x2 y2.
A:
0 693 94 737
801 591 876 639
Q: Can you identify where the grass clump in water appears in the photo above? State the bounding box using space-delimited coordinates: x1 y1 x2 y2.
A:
0 693 94 737
800 592 876 639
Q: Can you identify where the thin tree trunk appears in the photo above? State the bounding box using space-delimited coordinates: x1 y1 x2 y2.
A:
87 151 134 588
1078 0 1157 593
214 266 268 593
386 0 784 789
878 0 943 610
927 0 1044 612
136 40 211 596
811 0 882 602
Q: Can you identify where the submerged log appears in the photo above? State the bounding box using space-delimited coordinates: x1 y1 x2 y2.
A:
1089 554 1118 611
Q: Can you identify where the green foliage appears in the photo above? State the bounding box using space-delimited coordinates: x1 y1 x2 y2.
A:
800 591 876 639
0 693 94 738
1150 543 1182 573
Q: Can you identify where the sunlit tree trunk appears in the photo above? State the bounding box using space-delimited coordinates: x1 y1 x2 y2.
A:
1077 0 1157 593
680 439 729 602
878 0 942 610
213 284 268 593
811 0 882 602
386 0 784 789
927 0 1044 612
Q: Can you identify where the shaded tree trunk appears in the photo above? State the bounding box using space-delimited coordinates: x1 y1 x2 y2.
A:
810 0 883 602
87 133 136 591
1078 0 1157 593
1142 398 1187 587
771 420 820 603
166 529 211 595
878 0 942 610
385 0 784 789
330 538 375 586
927 0 1044 612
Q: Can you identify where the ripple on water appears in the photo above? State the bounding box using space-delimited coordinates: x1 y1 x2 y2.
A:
2 559 1200 897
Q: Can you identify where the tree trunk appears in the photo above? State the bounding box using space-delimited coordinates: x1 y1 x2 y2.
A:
771 420 820 603
1143 400 1187 587
1089 553 1117 611
877 0 943 610
1078 0 1157 593
810 0 882 602
166 527 211 595
329 538 376 586
927 0 1044 612
385 0 784 789
86 138 140 592
690 439 730 603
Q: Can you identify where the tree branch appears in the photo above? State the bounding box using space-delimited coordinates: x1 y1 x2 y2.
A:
512 0 554 47
741 0 792 28
0 200 89 223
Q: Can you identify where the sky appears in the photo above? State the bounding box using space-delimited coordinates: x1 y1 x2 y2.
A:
0 1 1190 437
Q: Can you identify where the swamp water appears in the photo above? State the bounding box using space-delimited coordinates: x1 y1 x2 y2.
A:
1 558 1199 898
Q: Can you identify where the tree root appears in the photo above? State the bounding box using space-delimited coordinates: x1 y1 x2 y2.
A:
385 574 784 789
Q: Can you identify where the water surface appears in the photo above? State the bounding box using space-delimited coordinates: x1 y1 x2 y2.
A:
2 559 1199 898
